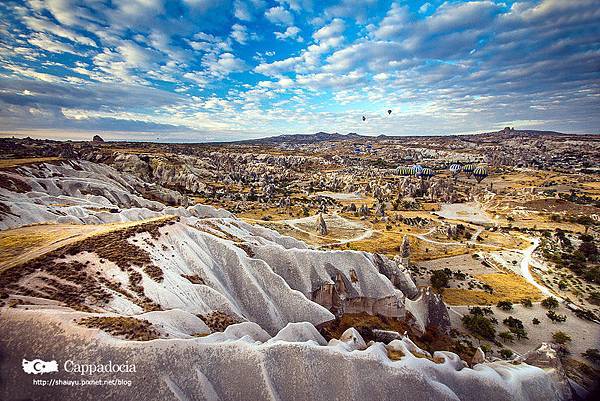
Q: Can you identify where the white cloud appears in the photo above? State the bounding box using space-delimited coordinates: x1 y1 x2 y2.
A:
27 32 83 55
275 26 302 41
230 23 249 44
265 6 294 26
22 16 97 47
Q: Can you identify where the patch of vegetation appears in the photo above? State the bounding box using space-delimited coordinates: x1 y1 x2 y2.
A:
77 316 160 341
541 296 559 309
430 269 450 291
547 310 567 322
551 331 571 344
198 311 242 332
499 331 514 343
520 298 533 307
497 300 513 311
499 349 513 359
582 348 600 365
462 309 496 340
503 316 528 339
540 229 599 285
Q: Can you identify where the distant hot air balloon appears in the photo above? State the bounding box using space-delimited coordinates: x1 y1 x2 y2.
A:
449 163 462 177
362 116 366 121
473 166 488 183
396 166 414 176
463 163 476 178
420 167 435 179
412 164 424 177
387 109 392 115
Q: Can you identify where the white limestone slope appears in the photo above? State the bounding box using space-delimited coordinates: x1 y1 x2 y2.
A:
0 160 182 229
0 310 571 401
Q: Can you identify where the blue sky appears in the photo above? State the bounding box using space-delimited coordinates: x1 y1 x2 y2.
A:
0 0 598 141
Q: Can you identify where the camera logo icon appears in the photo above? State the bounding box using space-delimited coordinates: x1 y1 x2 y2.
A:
22 359 59 375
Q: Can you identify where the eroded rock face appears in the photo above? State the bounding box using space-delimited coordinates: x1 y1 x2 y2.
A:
0 160 186 229
0 314 572 401
405 288 451 335
328 327 367 351
316 213 328 235
517 343 572 401
471 347 486 365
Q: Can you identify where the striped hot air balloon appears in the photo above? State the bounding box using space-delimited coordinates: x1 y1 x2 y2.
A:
463 163 476 178
412 164 424 177
473 166 488 183
420 167 435 179
396 166 414 176
449 163 462 176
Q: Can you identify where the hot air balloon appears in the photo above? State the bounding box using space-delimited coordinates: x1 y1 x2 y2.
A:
396 166 414 176
473 166 488 183
412 164 424 177
463 163 476 178
362 116 366 121
449 163 462 177
420 167 435 179
387 109 392 115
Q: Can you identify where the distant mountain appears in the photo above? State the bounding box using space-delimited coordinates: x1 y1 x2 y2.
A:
238 129 575 145
238 132 364 144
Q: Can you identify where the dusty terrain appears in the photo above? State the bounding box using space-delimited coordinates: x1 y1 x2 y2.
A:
0 131 598 400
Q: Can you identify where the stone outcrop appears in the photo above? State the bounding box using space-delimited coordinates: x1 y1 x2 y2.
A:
316 213 328 235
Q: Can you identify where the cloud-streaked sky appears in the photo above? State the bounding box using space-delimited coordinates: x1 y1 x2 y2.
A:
0 0 598 141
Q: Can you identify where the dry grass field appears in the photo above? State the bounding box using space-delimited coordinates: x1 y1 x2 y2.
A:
442 272 543 305
0 157 63 169
0 215 175 272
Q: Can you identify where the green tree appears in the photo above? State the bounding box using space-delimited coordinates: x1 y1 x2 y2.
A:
541 297 559 309
497 300 513 311
462 314 496 340
499 331 514 342
430 270 450 291
552 331 571 344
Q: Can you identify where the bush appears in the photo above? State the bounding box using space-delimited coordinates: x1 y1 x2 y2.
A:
430 270 450 290
547 310 567 322
582 348 600 365
503 316 528 339
520 299 533 307
541 297 559 309
497 301 513 311
469 306 493 316
552 331 571 344
499 331 514 342
499 349 513 359
532 318 541 325
462 313 496 340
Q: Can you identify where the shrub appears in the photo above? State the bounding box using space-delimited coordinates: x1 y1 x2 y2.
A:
541 297 559 309
547 310 567 322
532 318 541 325
499 331 514 342
430 270 450 290
552 331 571 344
462 313 496 340
497 301 513 311
521 299 533 307
499 349 513 359
582 348 600 365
